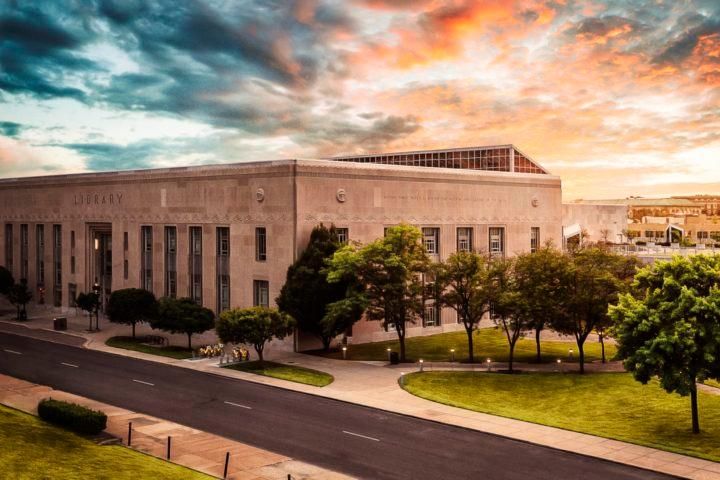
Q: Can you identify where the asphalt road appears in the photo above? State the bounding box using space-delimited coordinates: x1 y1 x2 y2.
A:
0 332 676 480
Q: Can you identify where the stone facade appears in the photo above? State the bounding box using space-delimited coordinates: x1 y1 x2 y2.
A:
0 155 562 349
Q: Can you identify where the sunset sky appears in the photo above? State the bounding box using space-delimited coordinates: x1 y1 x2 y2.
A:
1 0 719 200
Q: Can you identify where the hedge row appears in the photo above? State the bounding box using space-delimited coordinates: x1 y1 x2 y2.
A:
38 398 107 435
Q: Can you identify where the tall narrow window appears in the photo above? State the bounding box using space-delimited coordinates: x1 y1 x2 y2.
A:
530 227 540 253
53 225 62 307
141 226 153 292
4 224 12 274
423 303 440 327
20 224 28 280
123 231 129 280
489 227 505 257
165 226 177 298
68 283 77 308
36 224 44 289
216 227 230 313
189 226 203 304
457 227 473 252
253 280 269 307
255 227 267 261
335 228 349 244
422 227 440 255
70 230 76 274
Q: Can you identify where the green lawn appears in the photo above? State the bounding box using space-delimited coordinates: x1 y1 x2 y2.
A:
106 336 193 360
312 328 614 364
224 361 334 387
0 405 210 479
703 379 720 389
402 371 720 462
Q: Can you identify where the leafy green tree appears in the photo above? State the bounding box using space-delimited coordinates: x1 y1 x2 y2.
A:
277 224 360 350
7 278 32 321
106 288 158 339
552 248 638 373
151 297 215 349
0 266 14 295
327 224 430 362
491 257 532 373
216 306 295 361
75 292 99 331
434 251 493 363
514 245 569 363
610 255 720 434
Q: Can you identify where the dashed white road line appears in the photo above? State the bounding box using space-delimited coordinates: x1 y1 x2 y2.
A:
342 430 380 442
224 401 252 410
3 349 21 355
132 379 155 386
60 362 79 368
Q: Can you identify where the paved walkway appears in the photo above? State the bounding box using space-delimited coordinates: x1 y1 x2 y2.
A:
2 309 719 480
0 373 352 480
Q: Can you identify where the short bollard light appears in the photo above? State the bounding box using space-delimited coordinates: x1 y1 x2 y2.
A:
342 346 347 360
568 348 574 360
419 359 424 372
557 358 562 372
399 372 405 387
387 347 392 362
450 348 455 362
486 358 491 371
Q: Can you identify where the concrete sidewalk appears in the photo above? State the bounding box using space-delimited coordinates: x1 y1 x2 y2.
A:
2 312 719 480
0 373 352 480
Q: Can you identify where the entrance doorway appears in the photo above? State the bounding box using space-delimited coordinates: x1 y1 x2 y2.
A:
88 224 112 310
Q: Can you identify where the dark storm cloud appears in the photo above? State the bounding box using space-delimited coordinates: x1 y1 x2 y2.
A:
0 121 22 137
653 16 720 65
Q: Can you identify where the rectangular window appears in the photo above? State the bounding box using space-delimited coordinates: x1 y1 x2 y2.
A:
255 227 267 261
530 227 540 253
216 227 230 313
423 303 440 327
422 227 440 255
489 227 505 257
123 260 129 280
70 256 76 275
123 231 129 251
70 230 75 250
68 283 77 308
36 224 44 288
335 228 349 244
4 224 12 273
165 226 177 298
53 225 62 307
457 227 473 252
698 231 709 240
141 226 153 292
20 224 28 280
644 230 654 238
253 280 269 308
189 226 203 304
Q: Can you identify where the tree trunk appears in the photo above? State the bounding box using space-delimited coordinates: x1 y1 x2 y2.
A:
187 333 192 350
508 342 516 373
466 327 474 363
88 312 93 331
691 381 700 434
131 322 136 339
321 336 331 352
578 341 585 374
599 334 606 363
535 328 542 363
256 345 264 362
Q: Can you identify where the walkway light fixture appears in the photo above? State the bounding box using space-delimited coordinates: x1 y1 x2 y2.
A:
342 346 347 360
450 348 455 362
419 359 424 372
387 347 392 362
486 358 491 371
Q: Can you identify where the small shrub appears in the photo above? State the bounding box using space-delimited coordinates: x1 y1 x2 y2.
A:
38 398 107 435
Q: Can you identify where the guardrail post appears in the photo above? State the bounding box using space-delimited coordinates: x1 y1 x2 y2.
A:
127 421 132 446
167 436 171 459
223 451 230 478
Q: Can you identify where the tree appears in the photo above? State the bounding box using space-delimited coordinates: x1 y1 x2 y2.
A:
552 248 638 374
491 257 532 373
434 251 493 363
609 255 720 434
327 224 430 362
7 279 32 321
215 306 295 361
277 225 360 350
0 266 14 295
76 292 99 331
513 245 569 363
152 297 215 349
106 288 158 339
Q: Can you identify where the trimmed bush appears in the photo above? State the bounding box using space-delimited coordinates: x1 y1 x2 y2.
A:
38 398 107 435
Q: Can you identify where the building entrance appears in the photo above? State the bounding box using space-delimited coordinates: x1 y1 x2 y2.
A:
88 224 112 310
